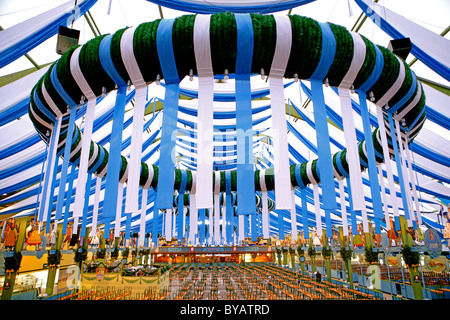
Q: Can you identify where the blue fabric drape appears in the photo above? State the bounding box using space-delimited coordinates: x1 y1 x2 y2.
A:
155 19 181 210
146 0 315 14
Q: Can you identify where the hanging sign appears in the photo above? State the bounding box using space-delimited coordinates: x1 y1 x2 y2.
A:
424 229 442 258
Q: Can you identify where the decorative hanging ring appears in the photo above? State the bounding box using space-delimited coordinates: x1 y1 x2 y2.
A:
29 12 425 192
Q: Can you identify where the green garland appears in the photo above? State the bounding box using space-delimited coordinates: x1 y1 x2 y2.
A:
74 247 88 264
339 246 353 261
308 246 316 259
5 251 22 272
364 246 379 264
96 248 106 259
322 246 333 259
28 12 425 196
401 245 420 268
47 249 62 266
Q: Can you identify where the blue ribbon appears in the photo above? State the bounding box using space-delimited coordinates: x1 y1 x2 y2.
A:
300 187 309 239
80 172 93 237
277 209 285 240
387 112 412 225
177 170 187 242
359 94 383 234
199 208 206 244
62 163 76 234
38 116 60 222
225 171 233 244
45 133 61 233
152 204 159 245
356 44 385 235
294 164 305 188
125 213 131 240
155 19 180 210
99 34 128 238
235 13 256 217
55 105 77 224
309 22 337 212
346 178 358 233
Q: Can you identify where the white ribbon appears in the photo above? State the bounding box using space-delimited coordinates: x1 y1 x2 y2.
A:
239 214 245 244
403 135 422 225
39 116 62 223
260 169 269 238
121 27 148 214
89 175 102 237
139 188 148 246
337 178 349 236
194 14 214 209
375 106 400 222
70 46 97 220
269 15 292 210
114 182 124 237
290 188 297 242
312 183 322 238
396 83 422 122
165 208 172 241
214 171 221 244
338 32 366 211
395 119 414 227
377 162 390 231
41 82 63 118
189 173 198 244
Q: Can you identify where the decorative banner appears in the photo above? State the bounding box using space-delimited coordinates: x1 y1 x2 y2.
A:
112 182 122 237
99 34 128 238
260 170 269 239
403 135 422 225
387 112 412 225
337 178 349 236
359 94 383 234
189 173 198 245
177 170 187 242
37 115 62 224
290 188 297 242
235 13 256 216
122 26 148 214
309 22 337 213
300 187 309 240
89 175 102 237
193 14 214 209
395 118 415 227
269 15 292 210
213 171 221 244
62 163 76 234
338 32 366 212
70 46 97 229
375 106 400 230
424 228 442 259
225 170 233 244
139 188 149 246
155 18 181 209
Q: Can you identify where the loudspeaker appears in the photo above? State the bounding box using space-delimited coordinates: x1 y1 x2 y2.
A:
56 26 80 55
388 38 412 61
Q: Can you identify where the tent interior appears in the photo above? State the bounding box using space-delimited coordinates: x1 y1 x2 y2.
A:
0 0 449 253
